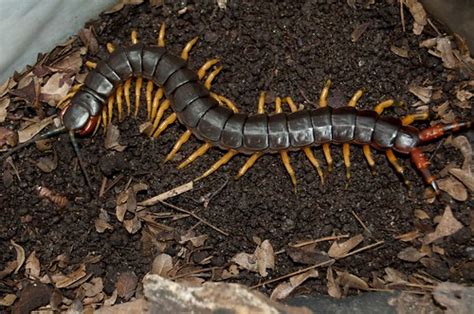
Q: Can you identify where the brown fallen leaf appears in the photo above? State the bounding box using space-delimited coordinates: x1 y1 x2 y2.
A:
270 269 318 300
0 97 9 123
95 209 114 233
10 240 25 274
221 264 240 280
327 267 341 298
424 206 464 244
404 0 427 35
336 270 369 291
0 294 16 307
397 246 428 262
390 45 409 58
123 216 142 234
51 50 83 73
18 116 54 143
78 27 99 55
384 267 407 284
438 177 468 201
52 264 87 288
25 251 41 279
414 209 430 220
104 0 144 14
451 136 472 172
151 254 173 277
436 37 458 69
449 168 474 192
80 277 104 298
287 245 332 265
104 289 118 306
0 127 17 148
409 85 432 103
35 155 58 173
180 231 208 247
40 72 74 106
0 77 17 97
116 271 138 300
351 22 370 42
231 239 275 277
328 234 363 258
395 230 421 242
105 124 126 151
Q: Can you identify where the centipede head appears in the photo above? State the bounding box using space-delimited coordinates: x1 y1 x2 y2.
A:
60 103 99 136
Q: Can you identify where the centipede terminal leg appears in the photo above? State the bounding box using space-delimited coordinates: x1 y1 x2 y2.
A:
410 147 438 193
319 80 333 172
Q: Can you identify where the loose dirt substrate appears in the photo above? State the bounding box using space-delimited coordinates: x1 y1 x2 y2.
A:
1 0 473 308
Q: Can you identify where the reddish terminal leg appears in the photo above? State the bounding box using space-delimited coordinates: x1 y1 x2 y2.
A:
410 147 438 193
419 121 472 142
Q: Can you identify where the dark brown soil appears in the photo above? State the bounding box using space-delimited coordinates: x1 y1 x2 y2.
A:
1 0 473 305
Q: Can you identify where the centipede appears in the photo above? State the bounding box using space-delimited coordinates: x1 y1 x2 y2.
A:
2 24 472 193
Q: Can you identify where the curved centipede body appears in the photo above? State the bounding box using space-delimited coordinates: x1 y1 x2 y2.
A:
7 26 473 193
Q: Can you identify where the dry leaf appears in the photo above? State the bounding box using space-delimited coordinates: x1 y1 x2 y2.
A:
409 85 432 103
151 254 173 277
52 50 83 73
40 72 74 106
414 209 430 220
336 271 369 290
287 246 332 265
104 289 118 306
404 0 427 35
351 22 370 42
328 234 363 258
78 28 99 55
255 240 275 277
0 97 9 123
397 246 427 262
180 232 208 247
36 155 58 173
104 0 144 14
449 169 474 192
390 45 409 58
327 267 341 298
0 260 18 279
124 216 142 234
116 271 138 300
231 240 275 277
221 264 239 280
80 277 104 298
53 264 87 288
11 240 25 274
0 77 17 97
384 267 407 284
395 230 420 242
270 269 318 300
105 124 126 151
0 294 17 307
95 209 114 233
436 37 458 69
438 177 468 201
424 206 464 244
25 251 41 279
18 116 54 143
0 127 17 148
451 136 472 171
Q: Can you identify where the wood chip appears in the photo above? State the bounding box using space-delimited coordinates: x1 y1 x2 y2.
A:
424 206 464 244
328 234 363 258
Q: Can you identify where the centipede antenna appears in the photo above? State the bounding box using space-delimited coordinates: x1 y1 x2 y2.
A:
69 131 94 192
0 126 68 162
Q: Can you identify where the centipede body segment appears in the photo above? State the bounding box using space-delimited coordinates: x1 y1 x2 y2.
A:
5 24 473 193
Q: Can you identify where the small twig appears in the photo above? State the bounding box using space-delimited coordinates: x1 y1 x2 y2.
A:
289 234 350 248
99 177 107 198
339 240 384 259
351 211 370 234
251 259 335 289
101 174 124 198
159 200 229 236
427 18 442 36
400 0 406 33
138 181 194 207
170 266 220 280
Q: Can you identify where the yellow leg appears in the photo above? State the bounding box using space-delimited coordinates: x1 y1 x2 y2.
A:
363 144 376 175
342 143 351 180
348 89 363 107
374 99 394 114
322 143 333 172
303 147 324 184
116 85 123 121
124 79 132 116
181 37 199 61
146 80 154 120
386 149 410 186
401 112 429 126
280 151 297 191
257 92 266 114
150 99 170 135
158 24 166 47
319 80 332 107
235 152 263 179
85 61 97 69
197 59 220 80
165 130 192 162
93 115 102 136
196 150 238 180
151 88 164 120
106 43 115 53
283 96 298 112
108 94 114 124
134 77 142 117
57 84 82 108
204 66 222 90
152 112 176 138
131 30 138 44
101 106 108 130
178 143 212 169
216 94 239 113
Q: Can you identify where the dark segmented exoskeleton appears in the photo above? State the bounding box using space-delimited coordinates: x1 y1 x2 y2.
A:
2 25 472 193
